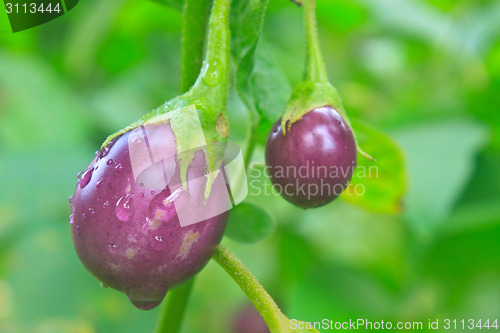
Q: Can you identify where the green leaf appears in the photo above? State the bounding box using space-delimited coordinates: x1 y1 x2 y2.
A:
250 44 292 122
230 0 268 65
254 116 275 146
225 203 276 243
391 119 488 234
150 0 184 11
341 119 406 214
245 46 293 145
231 0 274 115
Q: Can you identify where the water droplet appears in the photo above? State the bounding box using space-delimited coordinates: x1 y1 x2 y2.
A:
128 298 162 311
125 287 167 310
68 195 73 205
77 171 83 179
115 164 123 171
201 62 221 87
140 193 145 198
98 146 110 159
150 235 167 251
103 201 109 209
79 168 93 188
69 214 74 224
142 217 152 231
88 208 95 215
151 190 155 195
115 194 134 222
94 150 99 157
109 244 118 254
82 212 87 220
96 179 104 188
107 159 114 166
133 137 144 145
76 225 81 236
95 165 99 171
164 187 184 205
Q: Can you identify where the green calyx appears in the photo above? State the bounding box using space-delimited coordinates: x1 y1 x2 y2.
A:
281 0 374 161
103 0 232 197
281 80 340 131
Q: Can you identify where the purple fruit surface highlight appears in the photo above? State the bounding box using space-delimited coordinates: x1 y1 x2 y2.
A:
70 123 228 310
265 106 357 209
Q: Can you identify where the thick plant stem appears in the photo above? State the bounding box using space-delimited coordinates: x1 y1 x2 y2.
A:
154 279 194 333
304 0 328 83
190 0 232 113
213 245 289 333
180 0 211 92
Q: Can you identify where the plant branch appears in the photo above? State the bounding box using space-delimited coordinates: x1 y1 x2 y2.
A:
180 0 211 93
154 279 194 333
213 244 289 332
304 0 328 83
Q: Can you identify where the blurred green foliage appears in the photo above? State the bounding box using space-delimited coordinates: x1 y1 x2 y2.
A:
1 0 499 332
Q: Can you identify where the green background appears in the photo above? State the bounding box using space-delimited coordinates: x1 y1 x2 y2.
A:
1 0 500 332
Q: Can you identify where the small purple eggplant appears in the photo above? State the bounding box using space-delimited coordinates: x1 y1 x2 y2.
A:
265 106 357 208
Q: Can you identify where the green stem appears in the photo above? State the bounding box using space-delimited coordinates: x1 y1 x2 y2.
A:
190 0 232 114
154 279 194 333
180 0 211 93
213 245 289 333
304 0 328 83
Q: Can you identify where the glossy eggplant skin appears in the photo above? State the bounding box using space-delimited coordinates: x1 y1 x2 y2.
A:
70 125 227 310
265 106 357 208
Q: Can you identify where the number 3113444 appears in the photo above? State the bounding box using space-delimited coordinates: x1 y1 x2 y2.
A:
5 2 61 14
